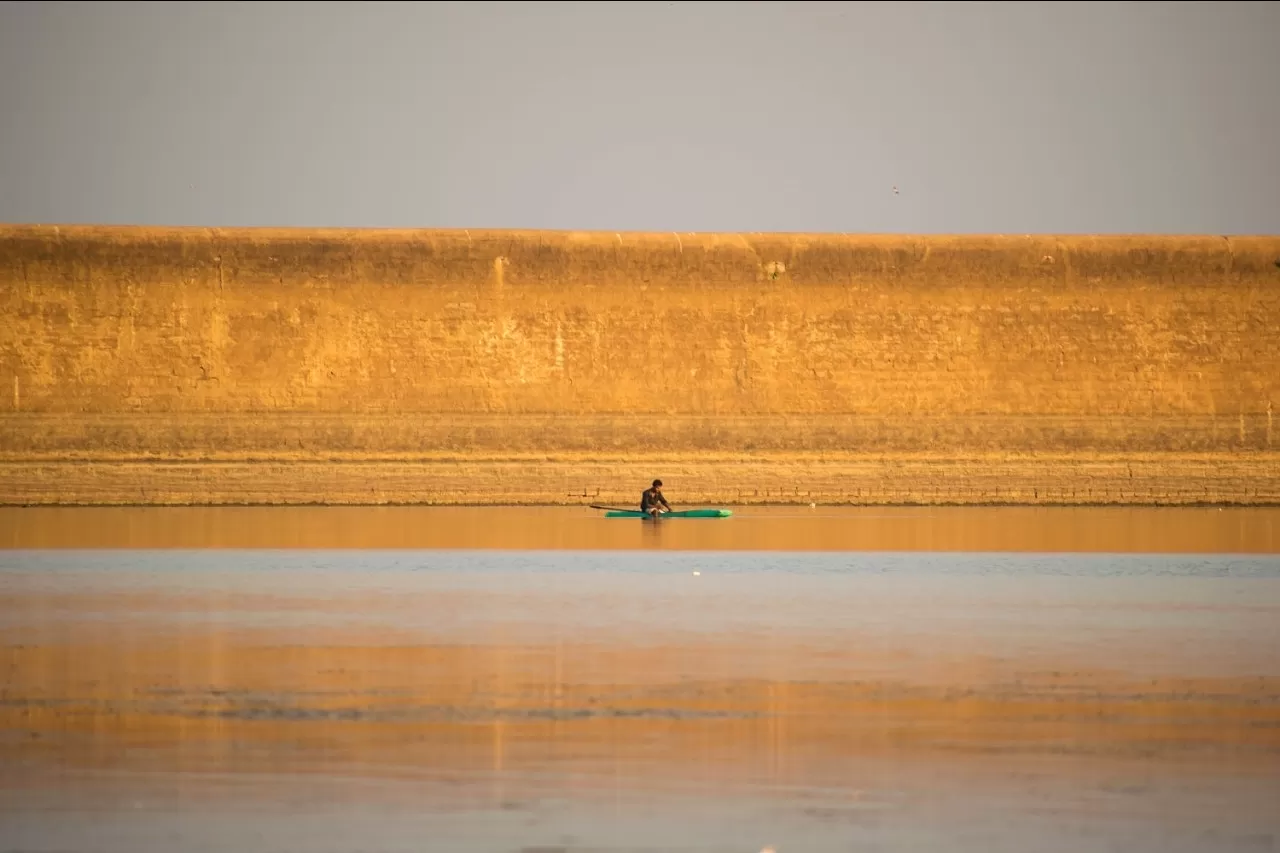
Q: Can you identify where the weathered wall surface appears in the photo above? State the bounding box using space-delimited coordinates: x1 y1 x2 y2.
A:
2 224 1278 505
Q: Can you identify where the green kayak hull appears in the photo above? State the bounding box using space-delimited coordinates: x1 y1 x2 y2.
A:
604 508 733 518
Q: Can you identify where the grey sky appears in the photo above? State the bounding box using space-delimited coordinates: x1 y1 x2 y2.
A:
1 1 1277 234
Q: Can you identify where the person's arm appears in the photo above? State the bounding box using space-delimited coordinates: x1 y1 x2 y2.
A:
659 491 672 510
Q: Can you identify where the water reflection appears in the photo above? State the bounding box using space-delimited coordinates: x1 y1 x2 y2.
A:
2 504 1278 552
2 548 1279 851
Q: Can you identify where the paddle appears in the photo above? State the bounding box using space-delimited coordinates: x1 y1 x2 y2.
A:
589 504 641 513
590 504 673 519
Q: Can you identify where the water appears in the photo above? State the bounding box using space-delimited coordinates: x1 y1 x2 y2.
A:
2 505 1277 552
1 508 1279 852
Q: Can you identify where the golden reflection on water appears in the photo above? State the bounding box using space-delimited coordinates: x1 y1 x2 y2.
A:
3 509 1280 851
1 504 1278 552
7 631 1279 780
4 552 1279 785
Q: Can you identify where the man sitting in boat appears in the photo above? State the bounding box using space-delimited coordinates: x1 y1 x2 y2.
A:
641 480 672 517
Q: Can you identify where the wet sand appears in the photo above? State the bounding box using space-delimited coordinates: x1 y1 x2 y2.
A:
2 537 1279 852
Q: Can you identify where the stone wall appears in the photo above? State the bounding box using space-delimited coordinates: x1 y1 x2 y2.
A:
2 225 1277 505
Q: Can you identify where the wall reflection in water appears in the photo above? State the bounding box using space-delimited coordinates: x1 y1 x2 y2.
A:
2 504 1278 552
1 521 1279 852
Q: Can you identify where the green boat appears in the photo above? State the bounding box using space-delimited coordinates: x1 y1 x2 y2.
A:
602 508 733 519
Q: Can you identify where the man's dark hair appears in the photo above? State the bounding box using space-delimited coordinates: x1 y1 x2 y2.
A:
652 479 663 487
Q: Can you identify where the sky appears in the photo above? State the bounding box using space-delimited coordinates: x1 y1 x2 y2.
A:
1 0 1277 235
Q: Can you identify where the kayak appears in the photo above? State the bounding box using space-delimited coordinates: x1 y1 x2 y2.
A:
604 508 733 519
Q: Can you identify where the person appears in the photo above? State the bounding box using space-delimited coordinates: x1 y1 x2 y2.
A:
640 479 672 518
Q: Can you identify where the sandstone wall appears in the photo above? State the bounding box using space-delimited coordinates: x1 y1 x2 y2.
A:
2 225 1278 505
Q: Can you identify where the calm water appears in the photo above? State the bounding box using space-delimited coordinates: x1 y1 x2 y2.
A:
2 508 1279 852
1 504 1279 553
